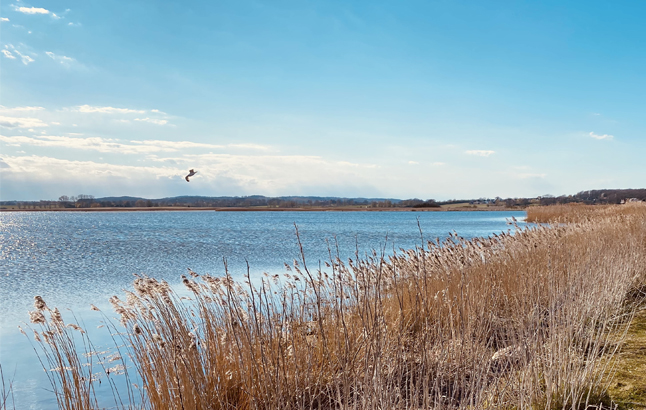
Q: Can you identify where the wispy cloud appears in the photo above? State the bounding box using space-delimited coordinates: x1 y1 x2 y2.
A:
45 51 80 68
0 106 45 112
20 54 34 64
1 17 9 22
465 150 495 157
0 134 271 154
14 6 50 15
131 140 272 152
2 49 16 59
0 116 48 128
4 44 35 65
0 154 182 179
130 140 226 151
74 105 146 114
0 134 172 154
0 153 381 197
408 161 419 165
589 132 613 140
134 118 168 125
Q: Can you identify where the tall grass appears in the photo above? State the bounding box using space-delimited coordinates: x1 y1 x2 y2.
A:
526 202 645 224
26 203 646 409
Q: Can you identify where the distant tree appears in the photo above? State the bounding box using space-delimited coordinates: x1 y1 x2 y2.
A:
413 199 440 208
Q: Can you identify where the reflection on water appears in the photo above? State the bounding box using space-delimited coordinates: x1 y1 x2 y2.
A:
0 210 525 408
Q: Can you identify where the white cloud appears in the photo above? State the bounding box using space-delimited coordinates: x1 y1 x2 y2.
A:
1 49 16 59
1 17 9 22
0 135 272 155
465 150 495 157
0 152 381 197
45 51 78 68
20 54 34 64
51 13 60 19
408 161 419 165
4 44 35 65
15 6 50 14
74 105 146 114
0 155 181 180
0 135 174 154
0 116 47 128
130 140 272 152
134 117 168 125
0 106 45 112
130 140 224 151
67 22 81 27
174 153 381 194
589 132 614 140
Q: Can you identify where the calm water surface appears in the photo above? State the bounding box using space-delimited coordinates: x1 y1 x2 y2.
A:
0 210 525 408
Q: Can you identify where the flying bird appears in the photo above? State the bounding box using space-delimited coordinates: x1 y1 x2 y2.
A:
185 169 197 182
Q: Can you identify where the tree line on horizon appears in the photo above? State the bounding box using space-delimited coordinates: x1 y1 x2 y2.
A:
1 189 645 209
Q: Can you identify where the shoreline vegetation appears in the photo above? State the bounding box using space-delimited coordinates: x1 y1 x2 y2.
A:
2 188 645 213
0 205 514 212
5 203 646 409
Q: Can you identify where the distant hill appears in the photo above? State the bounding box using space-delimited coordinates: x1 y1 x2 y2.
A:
95 196 147 202
95 195 403 205
3 188 644 209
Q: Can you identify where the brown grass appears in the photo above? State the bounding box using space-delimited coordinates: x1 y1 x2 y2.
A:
604 306 646 408
24 203 646 409
526 203 646 224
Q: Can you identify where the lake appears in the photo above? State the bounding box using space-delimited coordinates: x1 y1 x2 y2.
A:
0 210 525 408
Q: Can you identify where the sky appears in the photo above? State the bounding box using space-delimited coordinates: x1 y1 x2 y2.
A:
1 0 645 201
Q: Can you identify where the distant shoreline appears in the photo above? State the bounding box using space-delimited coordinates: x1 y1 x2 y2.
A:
0 205 518 212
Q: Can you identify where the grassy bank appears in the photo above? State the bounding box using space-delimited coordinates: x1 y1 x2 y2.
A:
19 203 646 409
605 306 646 408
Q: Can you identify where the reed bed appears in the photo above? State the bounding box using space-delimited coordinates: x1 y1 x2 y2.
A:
25 203 646 409
526 203 645 224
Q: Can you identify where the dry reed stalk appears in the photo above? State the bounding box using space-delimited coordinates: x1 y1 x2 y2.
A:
0 364 15 410
24 203 646 409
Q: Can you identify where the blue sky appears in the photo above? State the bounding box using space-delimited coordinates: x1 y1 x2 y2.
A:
1 0 645 201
